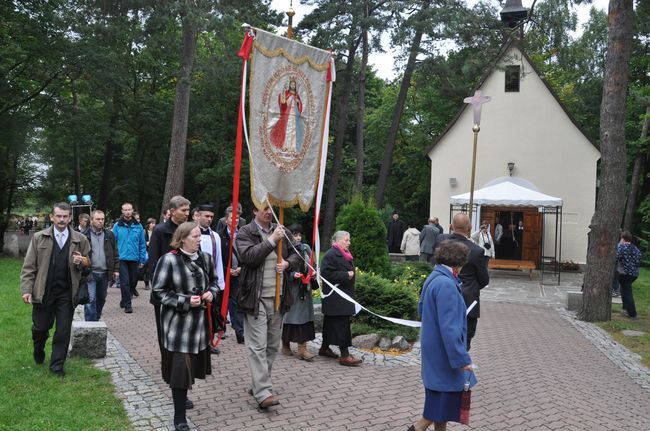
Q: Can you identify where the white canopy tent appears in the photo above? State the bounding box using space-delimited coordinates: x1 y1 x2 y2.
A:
448 177 563 284
449 178 563 207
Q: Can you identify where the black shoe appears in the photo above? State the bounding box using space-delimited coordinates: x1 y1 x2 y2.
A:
119 302 125 308
236 333 244 344
174 421 189 431
125 307 133 314
33 349 45 365
185 398 194 409
210 346 220 355
131 288 139 297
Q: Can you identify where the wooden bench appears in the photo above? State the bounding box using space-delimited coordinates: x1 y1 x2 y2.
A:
488 259 536 279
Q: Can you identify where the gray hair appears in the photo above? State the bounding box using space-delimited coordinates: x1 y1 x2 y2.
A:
225 203 243 216
168 195 190 210
331 230 350 244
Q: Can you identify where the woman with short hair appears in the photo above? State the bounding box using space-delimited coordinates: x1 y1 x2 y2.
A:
617 231 642 319
152 222 218 431
408 240 477 431
319 231 362 366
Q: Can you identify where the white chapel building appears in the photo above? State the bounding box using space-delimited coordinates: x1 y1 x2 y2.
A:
426 42 600 265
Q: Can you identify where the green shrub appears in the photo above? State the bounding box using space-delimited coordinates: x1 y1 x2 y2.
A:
354 270 419 324
391 261 434 295
336 195 391 277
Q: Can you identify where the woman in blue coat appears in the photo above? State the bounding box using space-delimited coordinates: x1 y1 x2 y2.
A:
408 240 477 431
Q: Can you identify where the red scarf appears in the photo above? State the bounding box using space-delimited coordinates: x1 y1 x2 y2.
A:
333 243 353 261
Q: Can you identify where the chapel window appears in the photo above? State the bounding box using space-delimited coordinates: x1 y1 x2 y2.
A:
505 65 520 92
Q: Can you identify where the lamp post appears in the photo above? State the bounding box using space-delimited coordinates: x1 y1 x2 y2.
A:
463 90 491 223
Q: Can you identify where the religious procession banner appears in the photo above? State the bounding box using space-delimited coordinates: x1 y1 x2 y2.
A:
247 28 333 212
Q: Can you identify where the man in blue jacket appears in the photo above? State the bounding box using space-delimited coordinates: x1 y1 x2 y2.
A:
112 202 146 314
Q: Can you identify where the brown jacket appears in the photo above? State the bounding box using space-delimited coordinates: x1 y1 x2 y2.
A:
20 227 91 304
235 221 300 315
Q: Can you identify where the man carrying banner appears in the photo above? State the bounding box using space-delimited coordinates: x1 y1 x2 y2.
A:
235 205 299 409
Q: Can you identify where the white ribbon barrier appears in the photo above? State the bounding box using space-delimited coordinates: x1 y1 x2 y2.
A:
266 202 480 328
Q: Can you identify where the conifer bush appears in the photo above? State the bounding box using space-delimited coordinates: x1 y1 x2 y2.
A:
335 195 391 277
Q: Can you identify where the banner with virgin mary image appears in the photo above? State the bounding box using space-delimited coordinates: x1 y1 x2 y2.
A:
248 28 332 212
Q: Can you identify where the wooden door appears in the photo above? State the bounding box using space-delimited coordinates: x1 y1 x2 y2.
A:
522 211 542 267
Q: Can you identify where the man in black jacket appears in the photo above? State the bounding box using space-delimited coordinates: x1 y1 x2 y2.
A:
235 205 299 410
434 213 489 350
217 206 244 344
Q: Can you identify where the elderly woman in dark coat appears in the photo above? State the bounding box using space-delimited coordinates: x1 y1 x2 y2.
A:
319 230 362 366
408 240 477 431
152 222 218 431
281 224 317 360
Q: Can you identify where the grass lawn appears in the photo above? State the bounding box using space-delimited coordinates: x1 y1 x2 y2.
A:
598 267 650 369
0 258 132 431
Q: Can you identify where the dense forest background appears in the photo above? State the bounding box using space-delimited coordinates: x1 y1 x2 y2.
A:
1 0 648 251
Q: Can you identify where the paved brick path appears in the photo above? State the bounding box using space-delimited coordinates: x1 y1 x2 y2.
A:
100 282 650 431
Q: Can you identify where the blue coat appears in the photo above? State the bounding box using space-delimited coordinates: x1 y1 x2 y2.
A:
112 219 147 264
419 265 477 391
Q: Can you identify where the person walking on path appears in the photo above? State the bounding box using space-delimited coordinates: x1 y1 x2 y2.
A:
196 203 225 355
216 206 245 344
148 196 191 351
435 213 489 351
112 202 147 313
20 202 90 376
151 222 218 431
281 224 317 361
616 231 642 319
401 223 421 261
235 205 299 409
84 210 119 321
408 240 477 431
419 218 439 264
319 231 363 367
387 211 407 253
143 218 156 290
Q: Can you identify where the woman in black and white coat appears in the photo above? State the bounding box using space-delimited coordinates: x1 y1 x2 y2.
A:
152 222 218 431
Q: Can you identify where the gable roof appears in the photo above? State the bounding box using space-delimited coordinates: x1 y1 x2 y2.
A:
424 40 599 155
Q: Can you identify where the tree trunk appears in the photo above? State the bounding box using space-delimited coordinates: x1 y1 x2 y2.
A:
321 35 360 244
160 12 197 214
72 80 81 197
354 2 369 194
623 105 649 231
374 0 430 208
97 88 120 211
0 151 20 253
579 0 634 322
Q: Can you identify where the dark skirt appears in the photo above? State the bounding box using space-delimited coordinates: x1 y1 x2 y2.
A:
161 348 211 390
322 315 352 348
423 388 462 423
282 322 316 344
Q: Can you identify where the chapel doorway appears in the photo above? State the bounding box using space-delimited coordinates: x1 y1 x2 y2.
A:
480 207 542 267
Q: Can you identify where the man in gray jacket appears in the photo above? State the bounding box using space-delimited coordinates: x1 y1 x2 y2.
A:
20 202 90 376
419 218 439 264
235 205 299 410
84 210 119 321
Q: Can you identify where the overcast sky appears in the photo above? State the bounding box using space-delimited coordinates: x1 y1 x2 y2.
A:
269 0 610 80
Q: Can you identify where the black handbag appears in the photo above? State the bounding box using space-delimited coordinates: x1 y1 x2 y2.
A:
209 290 226 333
75 278 90 306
